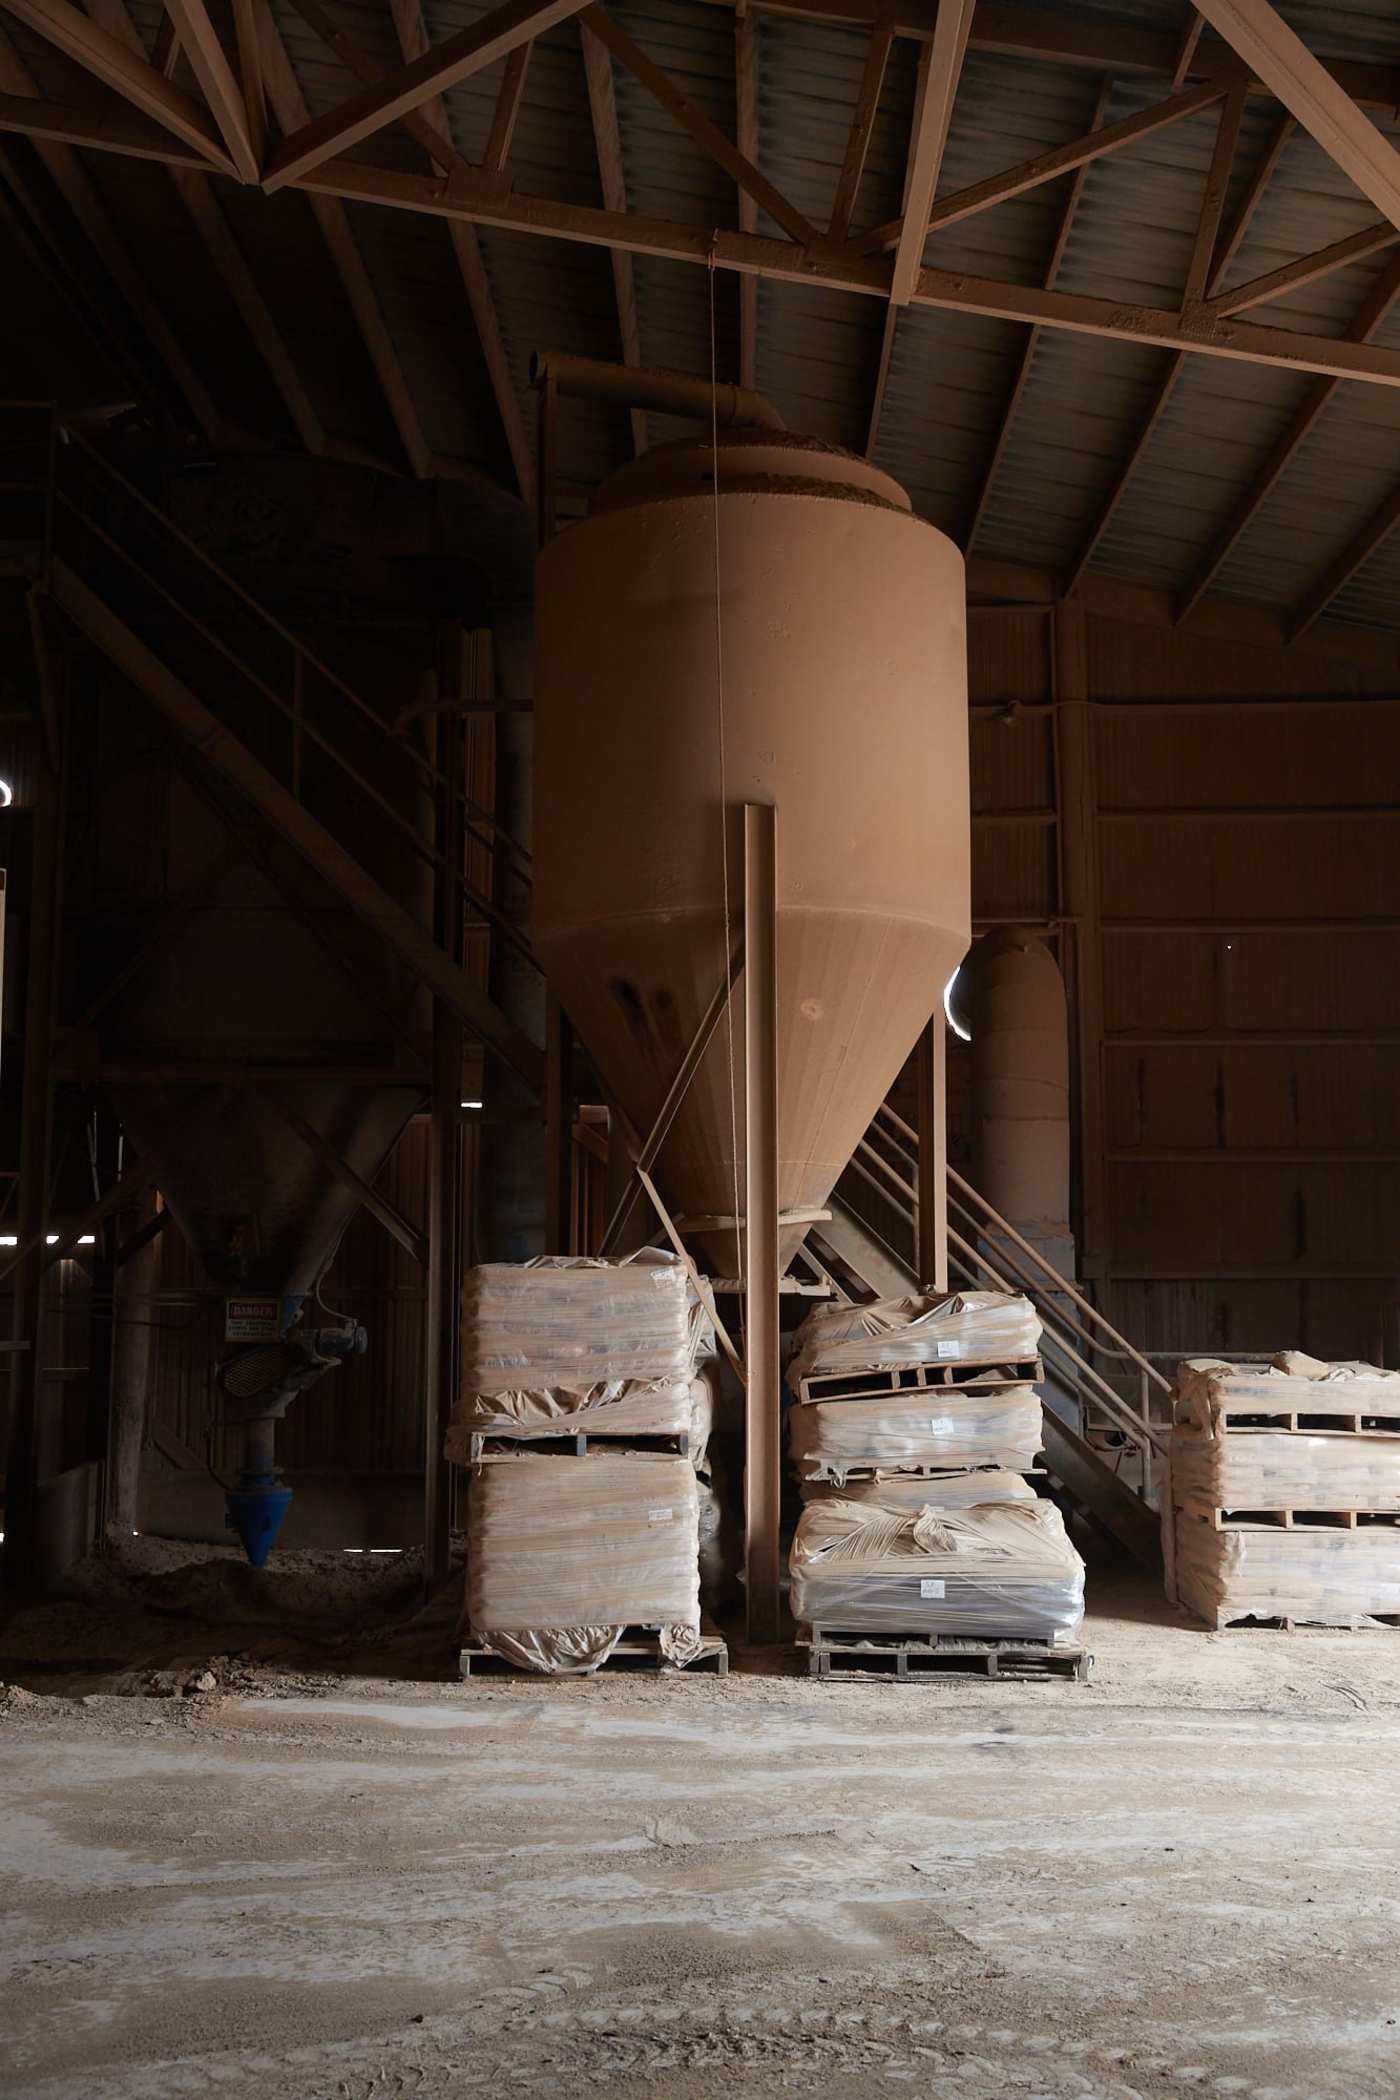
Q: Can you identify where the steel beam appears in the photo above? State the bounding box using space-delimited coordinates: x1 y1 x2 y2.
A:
0 0 236 169
262 0 592 190
1190 0 1400 232
888 0 972 304
597 940 745 1256
296 156 1400 391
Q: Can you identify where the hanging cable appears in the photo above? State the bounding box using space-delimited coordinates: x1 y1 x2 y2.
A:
708 253 745 1343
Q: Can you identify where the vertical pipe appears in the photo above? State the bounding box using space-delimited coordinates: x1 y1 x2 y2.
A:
106 1189 161 1541
536 373 558 550
543 996 574 1255
742 802 780 1646
3 738 63 1594
916 1012 948 1290
1053 603 1104 1280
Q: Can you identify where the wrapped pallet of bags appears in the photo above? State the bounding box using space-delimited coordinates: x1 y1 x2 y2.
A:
1175 1523 1400 1631
1169 1352 1400 1627
789 1385 1043 1482
790 1497 1085 1644
446 1250 708 1453
790 1289 1041 1400
466 1453 701 1673
1175 1353 1400 1439
800 1469 1038 1511
1172 1427 1400 1515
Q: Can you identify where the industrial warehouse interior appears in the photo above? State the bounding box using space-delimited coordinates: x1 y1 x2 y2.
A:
4 0 1400 2092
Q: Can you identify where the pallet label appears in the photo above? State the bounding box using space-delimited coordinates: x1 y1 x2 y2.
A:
647 1506 675 1523
919 1578 947 1598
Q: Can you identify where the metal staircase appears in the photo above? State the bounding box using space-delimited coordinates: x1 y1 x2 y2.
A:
7 404 544 1089
816 1101 1171 1570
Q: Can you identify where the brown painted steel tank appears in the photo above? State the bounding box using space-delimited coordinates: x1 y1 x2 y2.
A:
964 926 1074 1278
533 430 969 1271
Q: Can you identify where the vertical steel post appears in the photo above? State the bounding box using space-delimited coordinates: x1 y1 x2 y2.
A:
1053 602 1105 1280
3 717 64 1593
742 802 781 1646
543 996 575 1255
424 634 466 1589
916 1011 948 1290
106 1189 161 1542
536 372 558 550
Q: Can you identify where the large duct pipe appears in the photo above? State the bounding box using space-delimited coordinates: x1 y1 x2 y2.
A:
529 351 785 432
964 926 1075 1280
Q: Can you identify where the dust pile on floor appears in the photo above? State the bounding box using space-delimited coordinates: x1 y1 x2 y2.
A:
0 1535 465 1698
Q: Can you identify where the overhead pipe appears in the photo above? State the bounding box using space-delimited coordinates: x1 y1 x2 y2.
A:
529 351 785 431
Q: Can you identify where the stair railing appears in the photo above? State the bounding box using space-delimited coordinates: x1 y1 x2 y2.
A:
18 410 539 976
843 1101 1171 1500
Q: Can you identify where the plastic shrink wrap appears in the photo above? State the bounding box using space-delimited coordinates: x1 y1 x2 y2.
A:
1172 1429 1400 1512
800 1468 1037 1509
467 1454 701 1674
1175 1520 1400 1628
790 1386 1043 1480
789 1498 1084 1641
1174 1352 1400 1433
449 1251 711 1449
790 1289 1041 1390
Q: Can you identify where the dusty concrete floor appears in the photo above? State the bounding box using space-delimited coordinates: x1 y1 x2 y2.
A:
3 1569 1400 2100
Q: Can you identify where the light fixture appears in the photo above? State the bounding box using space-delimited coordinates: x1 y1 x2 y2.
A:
0 779 12 808
460 1098 483 1110
943 969 971 1043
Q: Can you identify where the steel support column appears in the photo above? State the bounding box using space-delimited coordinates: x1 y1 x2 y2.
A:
1053 604 1105 1279
424 665 465 1589
742 802 781 1646
106 1187 161 1541
3 724 64 1593
916 1011 947 1290
543 996 575 1254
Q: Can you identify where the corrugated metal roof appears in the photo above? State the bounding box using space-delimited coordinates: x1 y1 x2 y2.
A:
11 0 1400 629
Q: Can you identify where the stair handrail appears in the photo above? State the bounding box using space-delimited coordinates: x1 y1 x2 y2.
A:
43 439 542 971
841 1142 1164 1460
51 427 533 881
871 1100 1173 1399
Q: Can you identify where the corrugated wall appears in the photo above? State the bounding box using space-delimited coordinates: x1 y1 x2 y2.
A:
1057 613 1396 1368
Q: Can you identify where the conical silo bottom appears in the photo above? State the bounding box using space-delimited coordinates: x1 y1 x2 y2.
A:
540 906 961 1280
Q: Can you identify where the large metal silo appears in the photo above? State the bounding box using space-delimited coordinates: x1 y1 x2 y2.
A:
533 429 969 1271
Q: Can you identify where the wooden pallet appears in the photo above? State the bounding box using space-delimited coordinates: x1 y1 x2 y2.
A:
801 1462 1046 1486
1206 1410 1400 1437
1207 1507 1400 1531
798 1626 1091 1682
795 1358 1043 1406
1206 1609 1400 1633
459 1621 728 1678
467 1428 690 1464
